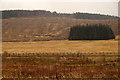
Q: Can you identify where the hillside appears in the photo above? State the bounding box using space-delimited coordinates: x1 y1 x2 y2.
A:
2 10 119 41
2 17 119 42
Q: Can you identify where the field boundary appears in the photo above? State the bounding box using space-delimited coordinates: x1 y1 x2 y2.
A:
2 52 119 57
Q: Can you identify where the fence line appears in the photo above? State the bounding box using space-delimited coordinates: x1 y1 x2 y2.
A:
2 52 119 57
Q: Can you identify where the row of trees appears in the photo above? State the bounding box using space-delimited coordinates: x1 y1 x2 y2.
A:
73 12 117 20
1 10 117 19
69 24 115 40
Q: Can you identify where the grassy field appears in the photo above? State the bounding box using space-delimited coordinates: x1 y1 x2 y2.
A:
2 57 120 79
3 40 118 54
2 40 119 79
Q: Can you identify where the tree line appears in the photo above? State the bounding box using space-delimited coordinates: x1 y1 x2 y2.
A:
1 10 117 19
69 24 115 40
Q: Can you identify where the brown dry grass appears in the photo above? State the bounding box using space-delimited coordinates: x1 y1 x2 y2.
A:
2 57 119 79
2 40 118 54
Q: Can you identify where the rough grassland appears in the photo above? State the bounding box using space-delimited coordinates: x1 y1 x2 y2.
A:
2 40 119 79
3 40 118 54
2 57 120 79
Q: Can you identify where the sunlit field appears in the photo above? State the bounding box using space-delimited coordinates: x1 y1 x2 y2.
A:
3 40 118 54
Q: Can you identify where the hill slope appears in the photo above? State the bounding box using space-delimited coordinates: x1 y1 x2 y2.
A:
2 17 118 42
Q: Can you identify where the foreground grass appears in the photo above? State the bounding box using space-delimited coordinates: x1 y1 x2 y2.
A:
2 57 120 79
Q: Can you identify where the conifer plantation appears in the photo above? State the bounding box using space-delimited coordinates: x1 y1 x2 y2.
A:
69 24 115 40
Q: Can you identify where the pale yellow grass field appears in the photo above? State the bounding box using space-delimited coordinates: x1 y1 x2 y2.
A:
2 40 118 54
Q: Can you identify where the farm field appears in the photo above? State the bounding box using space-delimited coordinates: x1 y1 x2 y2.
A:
2 40 118 54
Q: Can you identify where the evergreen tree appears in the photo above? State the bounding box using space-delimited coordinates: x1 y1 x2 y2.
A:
68 24 115 40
